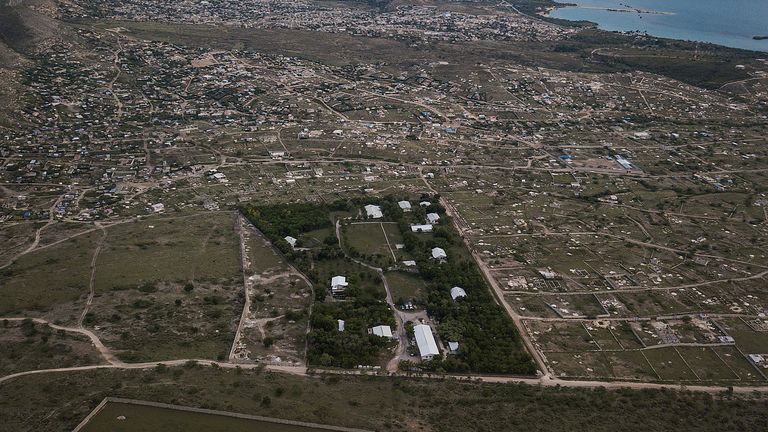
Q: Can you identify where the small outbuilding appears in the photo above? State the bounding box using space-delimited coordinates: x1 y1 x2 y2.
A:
450 286 467 300
431 247 447 260
371 325 393 338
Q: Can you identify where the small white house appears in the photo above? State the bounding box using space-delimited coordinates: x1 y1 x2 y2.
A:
431 247 447 260
371 325 393 338
398 200 412 212
284 236 297 248
364 204 383 219
414 324 440 360
150 203 165 213
331 275 348 294
411 224 433 233
338 320 346 332
419 201 431 207
448 341 459 353
403 260 417 267
450 286 467 300
426 213 440 224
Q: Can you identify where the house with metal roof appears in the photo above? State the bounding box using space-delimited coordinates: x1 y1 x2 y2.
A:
414 324 440 360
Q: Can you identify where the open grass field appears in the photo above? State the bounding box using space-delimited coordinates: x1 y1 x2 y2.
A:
79 401 353 432
3 365 768 432
94 212 241 292
342 222 399 267
385 271 426 304
79 212 244 362
0 230 100 315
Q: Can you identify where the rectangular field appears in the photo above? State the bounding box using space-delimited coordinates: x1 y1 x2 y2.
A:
79 400 361 432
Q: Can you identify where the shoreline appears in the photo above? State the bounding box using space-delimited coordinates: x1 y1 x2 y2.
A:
539 1 768 53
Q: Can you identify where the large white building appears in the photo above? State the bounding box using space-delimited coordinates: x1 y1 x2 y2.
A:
364 204 383 219
414 324 440 360
411 224 433 233
331 275 348 294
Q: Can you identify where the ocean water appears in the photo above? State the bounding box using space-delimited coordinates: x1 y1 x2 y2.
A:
549 0 768 52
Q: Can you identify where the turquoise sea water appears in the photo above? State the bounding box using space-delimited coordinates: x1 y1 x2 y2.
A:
549 0 768 52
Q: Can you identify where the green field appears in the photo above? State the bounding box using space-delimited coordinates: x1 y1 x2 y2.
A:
0 231 100 315
94 213 241 291
385 271 426 304
342 222 399 266
80 401 352 432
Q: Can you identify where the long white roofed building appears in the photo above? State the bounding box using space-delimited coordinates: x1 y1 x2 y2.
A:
414 324 440 360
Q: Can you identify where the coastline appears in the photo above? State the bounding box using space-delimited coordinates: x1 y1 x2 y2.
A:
540 0 768 53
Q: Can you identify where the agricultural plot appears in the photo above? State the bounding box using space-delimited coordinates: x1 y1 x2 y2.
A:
79 400 354 432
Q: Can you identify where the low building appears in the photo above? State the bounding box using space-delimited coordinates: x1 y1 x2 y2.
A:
411 224 433 233
331 275 348 294
150 203 165 213
338 320 345 332
364 204 383 219
414 324 440 360
448 341 459 353
284 236 297 248
450 286 467 300
431 247 447 260
371 325 393 338
398 200 412 212
426 213 440 224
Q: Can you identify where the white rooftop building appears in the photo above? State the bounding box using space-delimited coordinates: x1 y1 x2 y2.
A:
398 200 412 212
371 325 393 338
411 224 433 233
338 319 345 332
331 275 348 294
431 247 447 260
364 204 383 219
450 286 467 300
414 324 440 360
426 213 440 224
150 203 165 213
284 236 297 248
448 341 459 353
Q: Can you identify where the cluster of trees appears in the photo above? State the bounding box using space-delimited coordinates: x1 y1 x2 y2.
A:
307 299 395 368
240 203 333 249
